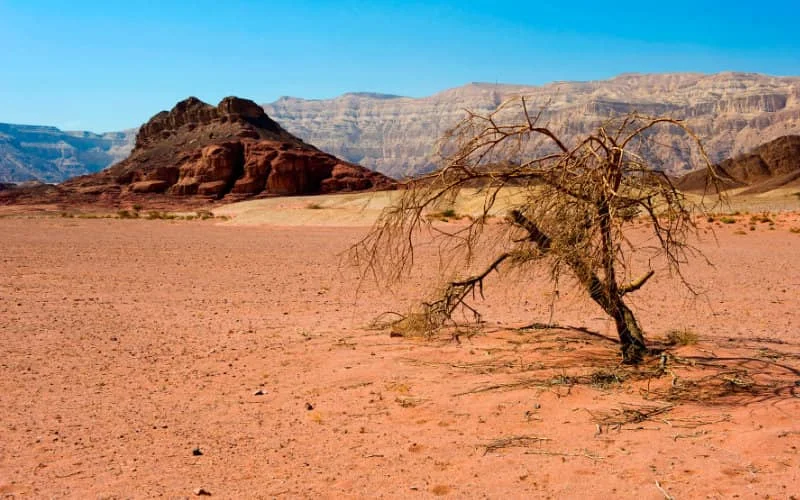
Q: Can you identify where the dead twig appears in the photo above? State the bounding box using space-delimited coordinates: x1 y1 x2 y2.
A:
655 480 675 500
54 470 83 478
590 403 675 431
483 435 551 455
524 448 604 461
672 430 709 441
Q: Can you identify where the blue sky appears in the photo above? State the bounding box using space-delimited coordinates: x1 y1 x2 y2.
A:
1 0 798 132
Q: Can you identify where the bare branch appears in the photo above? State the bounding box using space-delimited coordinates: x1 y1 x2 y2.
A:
351 96 723 363
620 270 655 296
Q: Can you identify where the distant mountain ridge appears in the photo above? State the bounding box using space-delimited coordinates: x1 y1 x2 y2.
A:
263 72 800 178
3 72 800 183
0 123 136 182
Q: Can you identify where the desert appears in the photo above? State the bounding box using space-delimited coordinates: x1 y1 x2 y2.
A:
1 189 799 498
3 2 800 497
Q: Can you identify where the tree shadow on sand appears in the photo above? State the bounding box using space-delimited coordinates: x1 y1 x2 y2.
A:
422 322 800 429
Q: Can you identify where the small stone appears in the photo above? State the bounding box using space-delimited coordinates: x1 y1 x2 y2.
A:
192 447 203 456
194 487 211 496
253 389 265 396
305 402 314 411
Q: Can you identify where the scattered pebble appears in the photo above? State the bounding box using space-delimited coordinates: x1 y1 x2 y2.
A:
194 487 211 496
192 447 203 456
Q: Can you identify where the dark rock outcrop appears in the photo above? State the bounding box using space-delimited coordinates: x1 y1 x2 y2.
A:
677 135 800 193
59 96 394 202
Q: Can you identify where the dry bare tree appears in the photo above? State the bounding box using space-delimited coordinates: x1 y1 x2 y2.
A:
353 97 722 364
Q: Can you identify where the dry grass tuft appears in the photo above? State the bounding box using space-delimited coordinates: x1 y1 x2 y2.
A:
427 208 460 221
388 311 439 338
483 435 551 455
665 329 699 346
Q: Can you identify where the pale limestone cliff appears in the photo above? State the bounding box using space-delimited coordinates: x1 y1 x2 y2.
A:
263 72 800 178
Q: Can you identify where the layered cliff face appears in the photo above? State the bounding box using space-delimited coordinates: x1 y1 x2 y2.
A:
5 72 799 186
0 123 135 182
263 72 800 178
59 96 393 201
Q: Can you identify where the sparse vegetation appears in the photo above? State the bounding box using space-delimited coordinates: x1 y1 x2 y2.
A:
719 216 736 224
427 208 460 221
388 311 439 338
76 213 113 219
306 202 324 210
54 208 228 221
353 98 723 364
751 213 772 224
146 210 178 220
117 209 139 219
665 328 699 346
588 370 626 389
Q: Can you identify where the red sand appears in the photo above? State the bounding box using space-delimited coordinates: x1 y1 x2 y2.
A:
1 214 799 498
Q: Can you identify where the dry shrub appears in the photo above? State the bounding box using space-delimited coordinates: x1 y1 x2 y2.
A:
117 209 137 219
665 329 699 346
353 96 725 364
389 311 440 338
146 211 177 220
427 208 460 221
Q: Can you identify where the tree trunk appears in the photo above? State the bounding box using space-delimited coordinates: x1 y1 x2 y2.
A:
577 267 647 364
609 297 647 364
511 209 648 363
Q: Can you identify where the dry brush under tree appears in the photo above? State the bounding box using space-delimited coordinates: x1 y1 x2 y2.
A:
352 97 723 364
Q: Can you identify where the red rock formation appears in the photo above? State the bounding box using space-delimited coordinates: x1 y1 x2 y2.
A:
677 135 800 193
59 96 394 201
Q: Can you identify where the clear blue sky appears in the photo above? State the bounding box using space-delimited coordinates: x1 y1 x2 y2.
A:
1 0 798 132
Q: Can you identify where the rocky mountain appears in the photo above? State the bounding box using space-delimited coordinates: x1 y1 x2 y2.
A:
1 96 393 207
263 72 800 178
0 123 136 183
677 135 800 194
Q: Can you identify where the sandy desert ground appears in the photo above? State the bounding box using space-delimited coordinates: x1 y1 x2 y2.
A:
1 194 799 498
